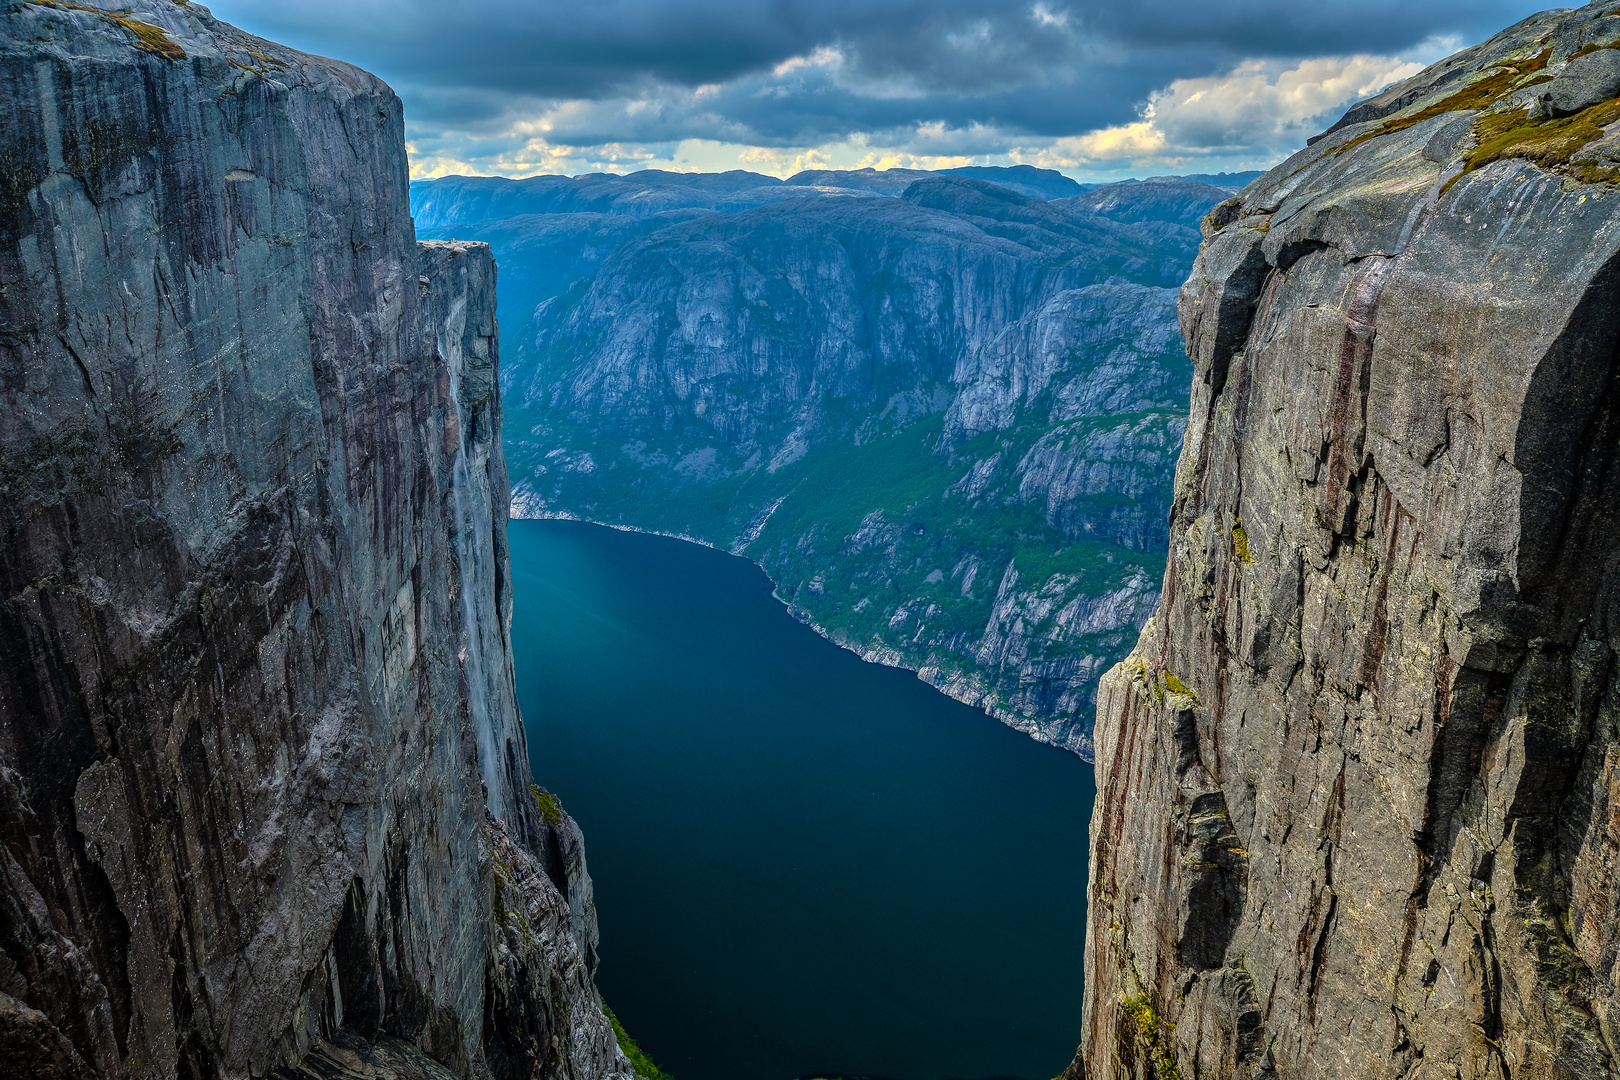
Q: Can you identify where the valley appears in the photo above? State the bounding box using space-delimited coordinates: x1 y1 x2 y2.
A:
415 166 1258 755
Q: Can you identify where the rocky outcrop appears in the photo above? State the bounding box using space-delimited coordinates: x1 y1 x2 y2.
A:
1081 3 1620 1076
0 4 626 1078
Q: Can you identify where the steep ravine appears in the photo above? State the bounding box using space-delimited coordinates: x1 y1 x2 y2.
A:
1079 3 1620 1077
0 5 627 1078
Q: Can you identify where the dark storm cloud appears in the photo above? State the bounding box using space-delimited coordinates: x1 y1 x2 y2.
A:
207 0 1551 157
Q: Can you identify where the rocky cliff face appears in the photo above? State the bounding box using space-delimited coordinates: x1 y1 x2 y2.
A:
0 4 626 1078
428 174 1231 756
1081 3 1620 1076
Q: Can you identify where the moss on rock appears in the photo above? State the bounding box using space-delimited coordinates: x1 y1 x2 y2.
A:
1331 50 1552 158
34 2 186 60
531 783 564 826
1121 996 1183 1080
1464 98 1620 179
604 1005 673 1080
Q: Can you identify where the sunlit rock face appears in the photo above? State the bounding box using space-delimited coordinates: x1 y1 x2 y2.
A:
1079 3 1620 1077
0 4 626 1078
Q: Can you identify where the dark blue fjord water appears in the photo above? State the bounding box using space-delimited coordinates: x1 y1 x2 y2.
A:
510 520 1094 1080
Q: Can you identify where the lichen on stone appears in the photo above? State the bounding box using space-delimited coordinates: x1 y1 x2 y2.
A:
32 1 186 60
1121 996 1183 1080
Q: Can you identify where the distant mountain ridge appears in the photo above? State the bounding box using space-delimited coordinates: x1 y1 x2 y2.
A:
410 164 1258 233
412 167 1238 756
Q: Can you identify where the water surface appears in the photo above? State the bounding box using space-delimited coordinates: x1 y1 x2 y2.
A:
510 519 1094 1080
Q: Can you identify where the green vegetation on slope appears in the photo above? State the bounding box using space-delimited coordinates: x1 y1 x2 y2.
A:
605 1005 674 1080
1466 97 1620 183
531 784 564 826
1121 996 1183 1080
750 412 1161 659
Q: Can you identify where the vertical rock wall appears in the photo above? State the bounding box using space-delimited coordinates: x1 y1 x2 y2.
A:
0 3 626 1078
1082 3 1620 1077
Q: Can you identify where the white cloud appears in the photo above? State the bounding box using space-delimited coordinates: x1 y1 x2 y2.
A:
402 37 1463 182
772 47 842 79
1031 4 1068 29
1036 48 1432 171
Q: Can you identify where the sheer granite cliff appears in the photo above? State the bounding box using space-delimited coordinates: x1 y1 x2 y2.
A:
0 4 627 1078
1080 3 1620 1077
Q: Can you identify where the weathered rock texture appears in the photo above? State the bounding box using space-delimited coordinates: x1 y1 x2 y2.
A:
1080 3 1620 1077
0 4 627 1078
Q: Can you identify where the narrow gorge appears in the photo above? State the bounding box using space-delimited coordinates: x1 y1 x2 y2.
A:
0 4 626 1077
14 0 1620 1078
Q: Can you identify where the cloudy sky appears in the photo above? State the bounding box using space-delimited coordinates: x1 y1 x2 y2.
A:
207 0 1550 181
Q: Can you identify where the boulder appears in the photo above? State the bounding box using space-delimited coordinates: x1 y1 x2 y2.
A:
1549 45 1620 115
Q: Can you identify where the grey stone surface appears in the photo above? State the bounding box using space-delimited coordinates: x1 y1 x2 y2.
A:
1079 3 1620 1077
0 4 628 1078
1550 47 1620 116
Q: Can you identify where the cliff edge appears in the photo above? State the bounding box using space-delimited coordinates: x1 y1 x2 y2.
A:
1082 2 1620 1077
0 3 628 1078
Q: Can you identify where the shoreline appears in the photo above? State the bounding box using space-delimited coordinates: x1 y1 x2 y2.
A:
515 508 1096 763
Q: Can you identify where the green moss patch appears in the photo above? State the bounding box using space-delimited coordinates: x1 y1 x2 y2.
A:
1463 98 1620 182
246 46 287 70
33 2 186 60
1230 521 1253 563
1567 41 1620 62
1122 659 1202 709
1121 996 1183 1080
1162 672 1200 705
1322 43 1620 192
604 1005 673 1080
1330 50 1551 158
531 784 564 826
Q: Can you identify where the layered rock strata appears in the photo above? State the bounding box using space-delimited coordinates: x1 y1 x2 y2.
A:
0 3 625 1078
1080 4 1620 1077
